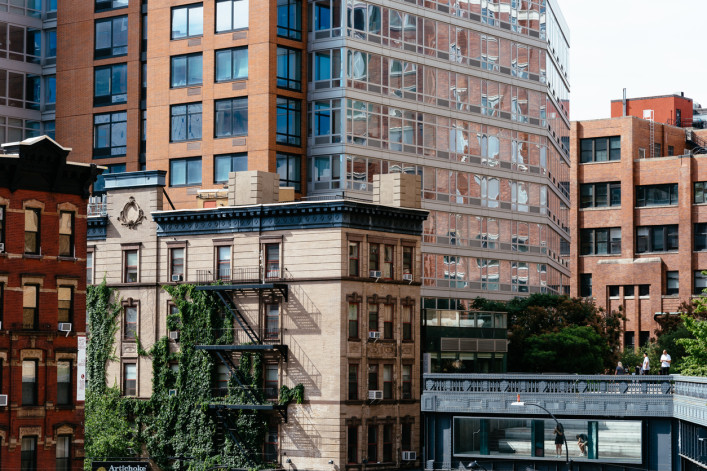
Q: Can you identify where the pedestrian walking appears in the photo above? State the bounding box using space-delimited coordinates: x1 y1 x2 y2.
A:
641 352 650 375
660 350 671 375
615 361 625 375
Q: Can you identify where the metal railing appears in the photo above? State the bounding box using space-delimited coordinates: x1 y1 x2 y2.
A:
196 267 283 284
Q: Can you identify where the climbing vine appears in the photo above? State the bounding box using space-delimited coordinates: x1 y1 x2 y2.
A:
84 282 302 470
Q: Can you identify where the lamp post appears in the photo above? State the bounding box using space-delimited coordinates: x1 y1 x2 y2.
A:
511 396 572 471
467 460 488 471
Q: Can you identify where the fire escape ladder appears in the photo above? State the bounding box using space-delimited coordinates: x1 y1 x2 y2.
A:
212 289 260 344
211 406 257 466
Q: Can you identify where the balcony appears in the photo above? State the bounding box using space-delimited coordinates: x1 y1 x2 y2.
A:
196 267 284 285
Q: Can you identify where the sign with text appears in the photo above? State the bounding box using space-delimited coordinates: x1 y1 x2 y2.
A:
91 462 150 471
77 336 86 401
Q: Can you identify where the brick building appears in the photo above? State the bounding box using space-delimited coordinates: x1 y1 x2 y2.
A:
611 93 694 128
570 115 707 350
87 170 427 469
0 136 101 470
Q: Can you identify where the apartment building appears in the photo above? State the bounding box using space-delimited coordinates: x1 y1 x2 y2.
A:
0 136 101 470
0 0 57 142
570 115 707 350
87 170 427 469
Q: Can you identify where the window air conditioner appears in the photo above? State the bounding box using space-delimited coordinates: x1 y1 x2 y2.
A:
0 395 7 407
172 274 183 282
368 331 380 340
402 451 417 461
402 273 413 282
168 389 177 397
0 243 4 253
369 270 382 278
169 331 179 341
368 390 383 400
58 323 72 332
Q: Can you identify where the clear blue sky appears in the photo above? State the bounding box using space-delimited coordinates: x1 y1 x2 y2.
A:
556 0 707 121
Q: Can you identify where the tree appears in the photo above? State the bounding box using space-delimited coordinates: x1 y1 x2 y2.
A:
524 326 607 374
677 295 707 376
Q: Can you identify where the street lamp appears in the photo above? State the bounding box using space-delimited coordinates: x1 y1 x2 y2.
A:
511 395 572 471
467 461 488 471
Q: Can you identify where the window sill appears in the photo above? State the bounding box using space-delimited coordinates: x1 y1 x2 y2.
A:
635 204 678 209
170 139 202 144
57 256 77 262
169 184 202 188
580 160 621 165
215 134 248 140
94 53 128 61
215 78 248 85
579 253 621 257
170 84 204 90
636 251 679 255
216 27 249 35
580 206 620 211
23 254 43 259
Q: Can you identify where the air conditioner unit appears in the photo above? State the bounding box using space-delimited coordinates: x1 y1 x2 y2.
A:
168 389 177 397
169 331 179 341
402 273 413 282
0 243 4 253
0 395 7 407
58 323 72 332
368 331 380 340
369 270 382 278
172 274 183 282
402 451 417 461
368 390 383 400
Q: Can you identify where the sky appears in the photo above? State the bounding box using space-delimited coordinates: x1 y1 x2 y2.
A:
555 0 707 121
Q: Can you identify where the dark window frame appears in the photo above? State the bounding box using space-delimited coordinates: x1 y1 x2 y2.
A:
94 16 128 58
275 152 301 191
382 423 393 462
57 360 72 405
22 284 39 330
275 96 301 146
24 208 40 255
56 435 71 471
635 225 679 254
57 285 74 324
276 0 302 39
402 364 412 399
93 63 127 106
0 205 5 249
382 364 393 399
170 52 203 88
402 304 413 341
21 359 38 405
58 211 75 257
170 102 202 142
93 111 127 158
214 97 248 138
580 273 592 297
579 181 621 208
579 227 621 255
666 270 679 295
694 270 707 295
123 303 138 340
695 182 707 204
580 136 621 163
215 47 248 82
368 302 378 333
123 249 138 283
636 183 678 207
348 363 358 400
171 3 204 39
347 425 358 463
348 241 359 277
20 436 37 471
95 0 127 13
169 157 202 187
276 46 302 91
215 0 249 33
123 362 137 396
170 247 185 279
213 153 247 183
348 302 359 339
695 223 707 251
367 425 378 462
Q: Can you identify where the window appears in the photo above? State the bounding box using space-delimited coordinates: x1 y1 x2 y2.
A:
402 246 413 276
276 47 302 90
170 158 202 186
214 98 247 138
402 364 412 399
276 97 301 146
93 112 127 158
695 182 707 204
608 285 619 298
639 284 650 297
58 211 74 257
654 143 661 157
56 435 70 471
580 136 621 163
347 426 358 463
170 103 202 141
580 274 592 297
45 75 56 106
580 182 620 208
22 360 37 405
0 205 5 248
383 424 393 462
94 63 127 106
95 16 128 58
402 304 412 340
171 4 203 39
57 361 71 405
624 331 635 350
214 153 247 183
216 0 248 32
24 208 40 255
369 244 379 272
694 271 707 295
215 47 248 82
170 247 185 279
21 437 37 471
348 302 359 339
277 0 301 39
123 363 136 396
368 303 378 333
624 285 634 298
697 223 707 251
265 304 279 339
171 53 203 87
96 0 127 11
382 364 393 399
23 284 38 329
636 184 678 207
217 246 231 280
276 153 301 191
382 304 393 339
636 225 678 253
368 364 378 391
264 243 280 278
264 364 278 399
264 426 278 462
367 425 378 462
383 245 394 279
58 286 73 323
213 364 230 396
348 242 360 276
124 306 137 339
124 250 138 282
402 423 412 451
348 364 358 400
579 228 621 255
666 271 679 295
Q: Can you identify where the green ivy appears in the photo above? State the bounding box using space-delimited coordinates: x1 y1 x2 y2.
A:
84 282 296 471
278 384 304 406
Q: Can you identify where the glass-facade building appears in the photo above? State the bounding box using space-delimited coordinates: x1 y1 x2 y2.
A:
307 0 571 362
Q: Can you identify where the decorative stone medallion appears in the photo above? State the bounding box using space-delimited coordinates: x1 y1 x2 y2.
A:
118 196 145 229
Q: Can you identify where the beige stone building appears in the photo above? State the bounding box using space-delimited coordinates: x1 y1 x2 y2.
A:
87 170 427 469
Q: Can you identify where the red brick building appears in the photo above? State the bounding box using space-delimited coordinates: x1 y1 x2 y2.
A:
569 115 707 350
0 136 101 470
611 93 694 128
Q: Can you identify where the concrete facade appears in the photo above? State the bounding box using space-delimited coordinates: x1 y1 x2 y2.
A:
570 116 707 349
88 170 427 470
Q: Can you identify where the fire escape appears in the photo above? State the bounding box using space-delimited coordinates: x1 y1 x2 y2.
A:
194 266 289 463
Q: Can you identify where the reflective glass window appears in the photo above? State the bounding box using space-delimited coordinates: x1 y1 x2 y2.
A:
214 153 247 183
171 3 203 39
170 102 202 141
95 16 128 58
214 97 248 138
93 111 127 157
170 157 202 186
171 53 203 87
216 0 248 33
94 63 127 106
215 47 248 82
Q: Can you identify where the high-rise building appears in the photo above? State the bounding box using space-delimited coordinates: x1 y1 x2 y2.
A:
57 0 571 328
570 114 707 350
0 0 57 142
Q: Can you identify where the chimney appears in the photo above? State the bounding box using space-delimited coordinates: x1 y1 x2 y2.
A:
228 170 280 206
373 173 422 209
622 88 627 117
